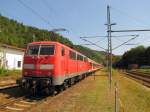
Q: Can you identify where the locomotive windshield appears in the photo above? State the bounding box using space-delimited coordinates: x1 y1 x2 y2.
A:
27 45 55 55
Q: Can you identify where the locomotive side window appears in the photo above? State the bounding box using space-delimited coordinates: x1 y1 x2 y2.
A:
77 54 83 61
27 45 55 55
69 51 76 60
61 47 65 56
84 57 88 62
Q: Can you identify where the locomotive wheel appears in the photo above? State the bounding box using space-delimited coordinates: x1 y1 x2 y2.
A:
45 86 55 96
68 80 71 87
71 78 75 85
49 86 55 96
63 81 68 90
68 78 73 87
55 85 63 94
30 87 37 96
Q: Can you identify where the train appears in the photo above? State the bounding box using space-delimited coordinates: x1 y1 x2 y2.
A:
17 41 101 95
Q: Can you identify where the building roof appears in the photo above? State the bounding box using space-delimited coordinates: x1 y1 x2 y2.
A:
0 44 25 52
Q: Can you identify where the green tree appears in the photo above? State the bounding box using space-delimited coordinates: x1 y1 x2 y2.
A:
145 46 150 65
0 15 106 64
115 46 149 68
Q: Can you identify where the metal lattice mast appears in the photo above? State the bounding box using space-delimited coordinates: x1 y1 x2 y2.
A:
107 5 112 89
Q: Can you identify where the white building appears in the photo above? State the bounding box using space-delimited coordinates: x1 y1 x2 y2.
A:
0 44 25 70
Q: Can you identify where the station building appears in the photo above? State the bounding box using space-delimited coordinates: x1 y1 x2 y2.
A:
0 44 25 70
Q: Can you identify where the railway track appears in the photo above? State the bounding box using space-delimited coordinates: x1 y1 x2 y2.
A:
123 71 150 88
0 84 79 112
0 72 97 112
0 84 44 112
0 96 30 111
0 78 83 112
0 89 51 112
0 84 19 90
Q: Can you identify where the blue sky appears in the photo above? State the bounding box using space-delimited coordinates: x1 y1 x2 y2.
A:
0 0 150 55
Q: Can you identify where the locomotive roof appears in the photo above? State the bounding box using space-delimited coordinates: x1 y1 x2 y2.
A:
30 41 83 54
29 41 100 65
30 41 59 45
29 41 82 54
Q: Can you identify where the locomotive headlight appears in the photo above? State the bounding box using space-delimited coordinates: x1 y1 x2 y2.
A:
40 64 54 70
23 64 35 69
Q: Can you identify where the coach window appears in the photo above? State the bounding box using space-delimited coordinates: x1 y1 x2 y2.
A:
61 47 65 56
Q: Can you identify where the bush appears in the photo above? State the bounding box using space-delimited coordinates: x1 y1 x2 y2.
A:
0 68 7 74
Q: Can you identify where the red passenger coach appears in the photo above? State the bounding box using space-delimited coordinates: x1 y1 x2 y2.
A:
18 41 101 94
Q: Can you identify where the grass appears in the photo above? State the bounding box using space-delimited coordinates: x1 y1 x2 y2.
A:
60 70 115 112
0 68 21 86
0 68 148 112
112 69 150 112
28 70 115 112
78 72 114 112
0 68 21 77
22 69 150 112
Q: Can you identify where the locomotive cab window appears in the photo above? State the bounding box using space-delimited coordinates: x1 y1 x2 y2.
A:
27 45 39 55
27 45 55 55
61 47 65 56
40 45 55 55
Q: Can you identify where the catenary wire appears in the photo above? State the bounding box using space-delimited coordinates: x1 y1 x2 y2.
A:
17 0 54 28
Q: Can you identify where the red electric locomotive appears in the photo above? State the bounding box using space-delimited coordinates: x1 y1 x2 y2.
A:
18 41 101 94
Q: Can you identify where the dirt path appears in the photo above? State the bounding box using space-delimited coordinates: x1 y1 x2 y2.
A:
27 71 114 112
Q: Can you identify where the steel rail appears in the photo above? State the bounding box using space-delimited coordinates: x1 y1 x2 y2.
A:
123 71 150 88
0 84 19 90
